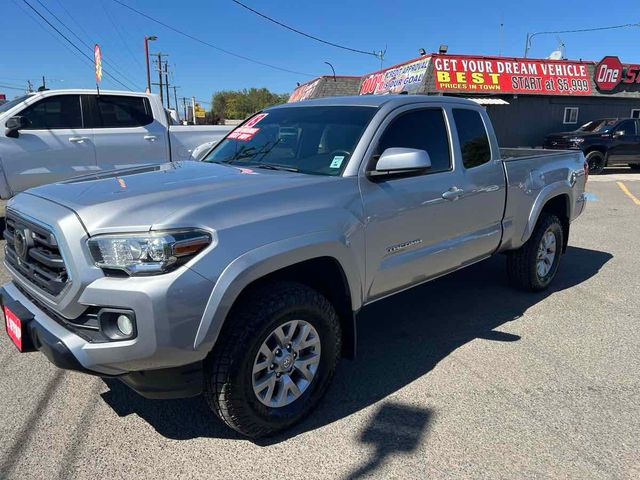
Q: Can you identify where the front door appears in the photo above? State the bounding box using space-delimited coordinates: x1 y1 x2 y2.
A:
1 94 96 194
361 107 469 301
88 94 168 171
607 119 639 164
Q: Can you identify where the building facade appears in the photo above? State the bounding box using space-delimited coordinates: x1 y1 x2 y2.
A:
289 53 640 147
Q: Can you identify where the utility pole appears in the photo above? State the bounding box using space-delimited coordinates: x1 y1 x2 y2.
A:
172 86 180 121
151 53 168 106
163 62 170 109
181 97 188 124
191 96 196 125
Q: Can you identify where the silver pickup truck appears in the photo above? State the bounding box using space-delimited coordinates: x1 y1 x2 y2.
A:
1 95 587 438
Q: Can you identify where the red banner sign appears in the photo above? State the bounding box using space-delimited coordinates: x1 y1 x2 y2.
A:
434 55 592 95
288 78 321 103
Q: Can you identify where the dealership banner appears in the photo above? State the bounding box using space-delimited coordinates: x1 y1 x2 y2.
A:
359 57 430 95
289 78 321 103
433 55 592 95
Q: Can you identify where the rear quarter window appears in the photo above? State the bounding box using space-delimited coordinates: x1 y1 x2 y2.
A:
453 109 491 169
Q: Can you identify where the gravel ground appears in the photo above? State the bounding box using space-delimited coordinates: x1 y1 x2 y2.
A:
0 173 639 480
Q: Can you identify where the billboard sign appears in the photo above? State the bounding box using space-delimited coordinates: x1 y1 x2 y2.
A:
434 55 592 95
289 78 321 103
594 56 640 92
359 57 430 95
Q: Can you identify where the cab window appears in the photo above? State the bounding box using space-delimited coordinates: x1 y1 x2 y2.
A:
94 95 154 128
615 120 637 136
376 109 452 174
21 95 83 129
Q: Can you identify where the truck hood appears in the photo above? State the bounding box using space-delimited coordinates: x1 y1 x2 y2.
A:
24 161 337 234
545 131 600 139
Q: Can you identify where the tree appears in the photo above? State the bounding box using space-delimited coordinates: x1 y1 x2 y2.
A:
211 88 289 120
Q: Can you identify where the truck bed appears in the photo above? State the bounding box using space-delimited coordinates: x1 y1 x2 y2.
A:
500 147 579 161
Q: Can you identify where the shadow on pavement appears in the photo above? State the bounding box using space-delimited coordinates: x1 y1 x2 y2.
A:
346 402 433 480
100 246 611 445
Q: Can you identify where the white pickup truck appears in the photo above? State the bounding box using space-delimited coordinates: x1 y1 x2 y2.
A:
0 89 231 198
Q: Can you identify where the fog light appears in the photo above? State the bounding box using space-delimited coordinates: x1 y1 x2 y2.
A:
117 314 134 336
98 308 137 341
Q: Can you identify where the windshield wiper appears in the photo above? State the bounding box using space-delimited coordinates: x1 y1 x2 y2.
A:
253 163 299 172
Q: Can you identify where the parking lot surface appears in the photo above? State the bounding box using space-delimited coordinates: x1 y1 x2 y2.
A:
0 173 639 480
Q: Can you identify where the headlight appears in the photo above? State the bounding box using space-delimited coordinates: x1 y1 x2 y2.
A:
87 229 213 275
568 137 585 144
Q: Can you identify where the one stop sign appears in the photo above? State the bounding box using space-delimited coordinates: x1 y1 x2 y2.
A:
595 56 623 91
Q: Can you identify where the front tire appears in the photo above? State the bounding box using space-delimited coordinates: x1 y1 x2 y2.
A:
586 151 605 175
204 282 341 438
507 213 564 291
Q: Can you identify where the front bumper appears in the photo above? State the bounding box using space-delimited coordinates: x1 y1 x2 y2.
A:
1 273 210 399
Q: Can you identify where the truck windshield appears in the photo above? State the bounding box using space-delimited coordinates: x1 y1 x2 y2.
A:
202 106 376 176
0 94 32 114
578 119 617 133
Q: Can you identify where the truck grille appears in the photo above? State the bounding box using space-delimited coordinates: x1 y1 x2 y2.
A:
3 211 69 297
544 137 573 149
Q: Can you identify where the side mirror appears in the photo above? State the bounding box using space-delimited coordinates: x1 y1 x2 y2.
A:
368 147 431 179
5 116 28 138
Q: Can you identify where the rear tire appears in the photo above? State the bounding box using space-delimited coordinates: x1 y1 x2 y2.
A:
507 213 564 291
586 151 605 175
629 163 640 171
204 281 341 438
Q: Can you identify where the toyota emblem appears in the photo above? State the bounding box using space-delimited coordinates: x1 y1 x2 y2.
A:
14 229 30 260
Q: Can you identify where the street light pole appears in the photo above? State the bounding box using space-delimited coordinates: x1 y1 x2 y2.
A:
524 32 532 58
324 61 337 82
144 35 157 93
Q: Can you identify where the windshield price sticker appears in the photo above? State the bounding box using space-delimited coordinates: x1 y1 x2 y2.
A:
244 113 268 128
227 113 269 141
228 127 259 141
330 156 345 169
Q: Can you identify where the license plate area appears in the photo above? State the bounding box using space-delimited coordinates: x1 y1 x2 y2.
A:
2 298 36 352
4 305 24 351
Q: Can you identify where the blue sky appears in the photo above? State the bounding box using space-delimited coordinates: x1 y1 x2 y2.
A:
2 0 640 106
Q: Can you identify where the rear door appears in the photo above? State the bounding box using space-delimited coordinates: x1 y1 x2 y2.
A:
607 119 638 164
88 94 169 170
449 107 506 260
1 93 96 194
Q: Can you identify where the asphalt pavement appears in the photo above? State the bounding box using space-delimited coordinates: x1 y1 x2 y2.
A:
0 171 639 479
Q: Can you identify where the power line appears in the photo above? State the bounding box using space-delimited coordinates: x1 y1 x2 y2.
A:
230 0 381 59
13 0 96 71
22 0 134 90
99 0 145 70
525 22 640 57
32 0 140 89
0 84 28 92
110 0 315 77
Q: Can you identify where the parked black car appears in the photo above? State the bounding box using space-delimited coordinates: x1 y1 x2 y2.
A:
544 118 640 174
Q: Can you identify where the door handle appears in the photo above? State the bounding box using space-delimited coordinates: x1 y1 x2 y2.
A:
442 186 464 201
69 136 88 143
144 135 158 142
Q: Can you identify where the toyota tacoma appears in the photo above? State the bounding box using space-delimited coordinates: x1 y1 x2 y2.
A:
1 95 587 437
